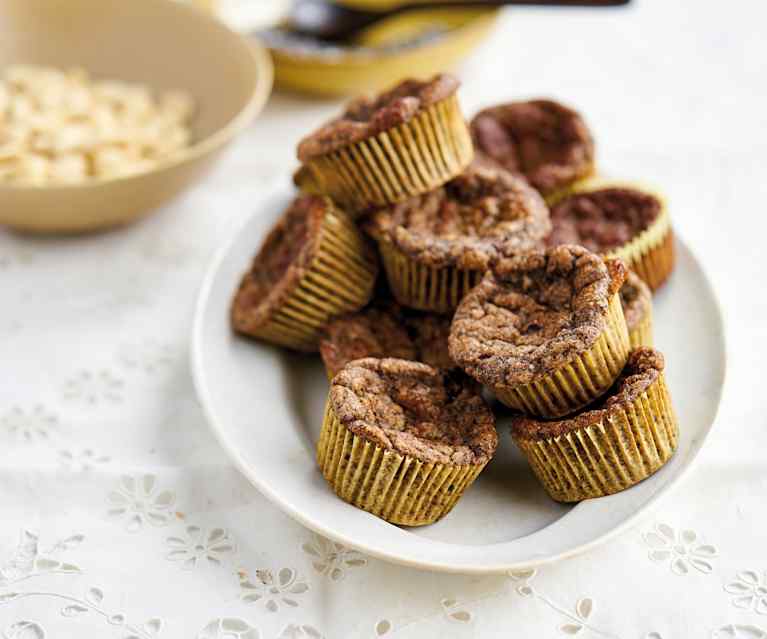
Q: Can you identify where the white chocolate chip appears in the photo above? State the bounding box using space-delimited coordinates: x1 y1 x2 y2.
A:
0 64 195 185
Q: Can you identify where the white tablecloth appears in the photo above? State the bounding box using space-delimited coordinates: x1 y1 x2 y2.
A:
2 1 766 637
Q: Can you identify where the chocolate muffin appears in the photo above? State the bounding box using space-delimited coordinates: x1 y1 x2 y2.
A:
319 302 454 378
511 347 678 502
363 158 550 313
470 99 595 200
620 270 653 347
449 245 630 417
296 74 473 213
547 183 674 290
231 195 379 351
316 357 497 526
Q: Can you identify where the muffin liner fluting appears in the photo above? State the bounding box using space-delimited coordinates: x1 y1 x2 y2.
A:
244 206 379 351
304 95 473 214
376 240 484 314
316 401 486 526
494 294 631 418
611 210 674 291
629 305 654 348
512 371 678 502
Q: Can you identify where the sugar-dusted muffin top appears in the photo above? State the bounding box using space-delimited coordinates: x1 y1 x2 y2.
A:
511 347 665 440
547 187 663 252
363 158 550 270
319 302 455 378
449 245 626 386
330 358 497 465
470 99 594 196
231 195 328 337
297 74 459 162
620 270 652 331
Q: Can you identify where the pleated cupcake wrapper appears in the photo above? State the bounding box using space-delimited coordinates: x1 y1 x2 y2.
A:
253 209 378 351
305 94 473 213
376 240 484 313
316 401 485 526
494 294 630 418
513 373 678 502
556 178 675 292
628 306 654 348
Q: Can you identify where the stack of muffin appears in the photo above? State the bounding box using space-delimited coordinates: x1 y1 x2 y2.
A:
231 74 678 526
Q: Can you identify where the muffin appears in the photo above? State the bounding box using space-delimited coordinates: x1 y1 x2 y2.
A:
231 195 379 351
511 347 678 502
449 245 630 418
547 182 674 291
363 158 550 313
319 302 454 378
316 358 497 525
470 99 595 201
621 270 653 347
297 74 473 213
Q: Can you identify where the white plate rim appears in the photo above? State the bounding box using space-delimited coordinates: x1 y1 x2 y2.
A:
191 184 727 574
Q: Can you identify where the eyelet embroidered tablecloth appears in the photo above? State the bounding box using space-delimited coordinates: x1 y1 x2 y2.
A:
1 2 765 638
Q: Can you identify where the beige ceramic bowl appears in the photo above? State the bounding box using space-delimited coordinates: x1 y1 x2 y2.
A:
0 0 273 233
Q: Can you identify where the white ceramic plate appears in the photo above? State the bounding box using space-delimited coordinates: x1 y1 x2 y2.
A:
192 186 726 574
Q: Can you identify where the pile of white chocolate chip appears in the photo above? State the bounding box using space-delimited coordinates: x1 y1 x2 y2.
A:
0 65 195 185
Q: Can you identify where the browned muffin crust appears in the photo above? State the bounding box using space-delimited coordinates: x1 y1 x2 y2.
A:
470 99 595 196
449 245 626 386
511 347 664 440
319 302 455 377
231 195 327 334
297 74 459 162
363 158 550 270
330 358 497 465
620 270 652 330
547 187 662 252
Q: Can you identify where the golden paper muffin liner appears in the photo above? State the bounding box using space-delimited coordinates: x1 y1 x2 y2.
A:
304 94 473 213
494 294 630 418
612 218 675 292
628 305 654 348
248 207 379 351
316 400 486 526
375 240 484 313
513 372 678 502
553 179 675 291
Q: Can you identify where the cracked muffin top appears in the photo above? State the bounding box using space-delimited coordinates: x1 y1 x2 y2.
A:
231 195 328 337
448 245 626 386
547 186 663 252
511 347 665 440
363 158 550 270
620 270 652 330
320 302 456 377
470 99 594 196
330 358 497 465
297 74 459 162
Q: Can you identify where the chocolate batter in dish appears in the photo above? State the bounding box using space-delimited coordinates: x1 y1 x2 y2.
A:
317 357 497 525
470 99 595 198
511 347 678 502
449 245 630 417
